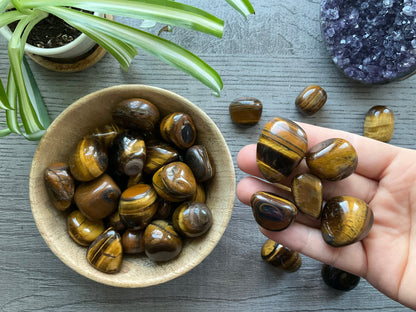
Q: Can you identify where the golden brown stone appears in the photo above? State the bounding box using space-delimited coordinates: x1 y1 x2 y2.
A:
364 105 394 142
295 85 327 115
229 97 263 125
261 239 302 272
292 173 323 219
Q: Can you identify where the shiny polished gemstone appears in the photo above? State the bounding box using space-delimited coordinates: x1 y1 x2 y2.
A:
229 97 263 125
87 228 123 273
257 117 308 183
250 191 297 231
364 105 394 142
306 138 357 181
295 85 327 115
261 239 302 272
185 145 215 182
292 173 323 219
321 196 374 247
321 264 360 291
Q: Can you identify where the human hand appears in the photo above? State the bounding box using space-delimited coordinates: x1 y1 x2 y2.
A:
236 122 416 310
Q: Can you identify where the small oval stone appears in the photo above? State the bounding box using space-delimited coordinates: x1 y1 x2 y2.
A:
295 85 327 115
121 229 145 254
144 220 183 262
118 184 158 230
143 141 179 175
364 105 394 142
306 138 357 181
111 132 146 176
257 117 308 183
229 97 263 125
74 174 121 221
160 112 197 149
321 264 360 291
261 239 302 272
112 98 160 131
67 210 105 247
292 173 323 219
152 161 197 202
68 136 108 182
321 196 374 247
88 123 121 148
87 228 123 274
44 162 75 211
172 202 213 238
185 145 215 182
250 191 297 231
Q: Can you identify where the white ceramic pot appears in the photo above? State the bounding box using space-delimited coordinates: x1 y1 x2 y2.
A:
0 12 104 59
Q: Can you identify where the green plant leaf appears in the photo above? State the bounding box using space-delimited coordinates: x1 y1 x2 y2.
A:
8 11 48 135
224 0 255 17
0 9 27 28
0 0 11 14
18 0 225 38
0 78 12 110
6 67 21 134
69 21 138 71
44 7 223 93
21 56 50 129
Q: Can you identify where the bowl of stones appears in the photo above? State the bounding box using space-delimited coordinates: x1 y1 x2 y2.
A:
29 85 235 287
320 0 416 84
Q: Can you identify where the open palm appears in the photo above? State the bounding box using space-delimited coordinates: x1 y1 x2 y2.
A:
236 123 416 310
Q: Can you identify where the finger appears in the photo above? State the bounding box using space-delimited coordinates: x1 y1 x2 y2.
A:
238 144 379 203
236 176 320 228
260 224 368 278
298 123 400 181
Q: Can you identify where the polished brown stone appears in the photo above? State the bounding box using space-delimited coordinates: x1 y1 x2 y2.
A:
74 174 121 221
87 228 123 274
364 105 394 142
321 196 374 247
111 132 146 176
143 141 179 175
44 162 74 211
250 191 297 231
321 264 360 291
257 117 308 183
261 239 302 272
112 98 160 131
121 229 145 254
185 145 215 182
172 202 213 238
160 112 197 149
306 138 357 181
229 97 263 125
67 210 105 247
295 85 327 115
292 173 323 219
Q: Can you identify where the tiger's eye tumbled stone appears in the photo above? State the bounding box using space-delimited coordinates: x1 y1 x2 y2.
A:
111 132 146 176
229 97 263 125
321 264 360 291
152 161 197 202
191 183 206 203
250 191 297 231
67 210 105 247
295 85 327 115
118 184 158 230
44 162 75 211
306 138 357 181
87 228 123 274
144 141 179 175
321 196 373 247
121 229 145 254
261 239 302 272
257 117 308 183
69 136 108 182
105 210 126 233
364 105 394 143
144 220 183 262
185 145 215 182
160 112 197 149
74 174 121 221
89 123 121 148
112 98 160 131
172 202 213 238
292 173 323 219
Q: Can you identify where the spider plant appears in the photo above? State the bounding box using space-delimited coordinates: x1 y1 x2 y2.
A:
0 0 254 140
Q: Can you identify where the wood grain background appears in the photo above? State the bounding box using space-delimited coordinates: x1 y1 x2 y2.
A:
0 1 415 311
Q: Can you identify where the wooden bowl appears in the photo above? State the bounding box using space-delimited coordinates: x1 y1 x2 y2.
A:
29 85 235 287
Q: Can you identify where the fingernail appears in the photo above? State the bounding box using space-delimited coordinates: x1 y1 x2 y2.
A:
250 191 297 231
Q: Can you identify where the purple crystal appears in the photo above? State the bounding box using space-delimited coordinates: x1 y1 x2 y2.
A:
321 0 416 84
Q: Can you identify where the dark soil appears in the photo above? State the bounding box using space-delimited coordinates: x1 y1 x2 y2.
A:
9 9 92 49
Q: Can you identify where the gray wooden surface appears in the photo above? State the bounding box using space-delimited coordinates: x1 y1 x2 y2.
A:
1 1 415 311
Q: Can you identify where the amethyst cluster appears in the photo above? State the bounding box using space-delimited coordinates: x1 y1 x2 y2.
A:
321 0 416 84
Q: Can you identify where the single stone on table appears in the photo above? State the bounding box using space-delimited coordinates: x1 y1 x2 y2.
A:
363 105 394 142
320 0 416 84
229 97 263 125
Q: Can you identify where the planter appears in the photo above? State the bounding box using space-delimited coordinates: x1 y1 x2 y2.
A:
0 12 111 72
